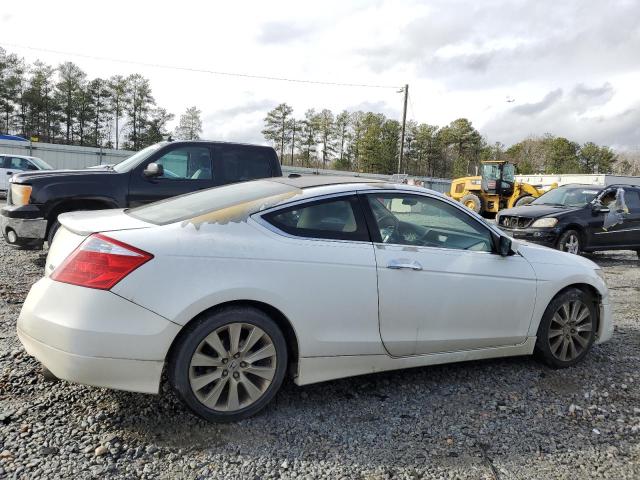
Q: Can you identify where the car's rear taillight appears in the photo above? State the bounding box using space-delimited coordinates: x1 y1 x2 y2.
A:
51 233 153 290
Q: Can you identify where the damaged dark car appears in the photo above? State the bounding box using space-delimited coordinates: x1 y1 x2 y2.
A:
496 184 640 256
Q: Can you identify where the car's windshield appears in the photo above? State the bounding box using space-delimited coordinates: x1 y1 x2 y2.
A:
113 143 166 173
531 186 600 207
29 157 53 170
126 180 302 226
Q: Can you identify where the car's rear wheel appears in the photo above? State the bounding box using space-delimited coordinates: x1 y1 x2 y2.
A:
169 306 287 422
557 229 581 254
534 288 596 368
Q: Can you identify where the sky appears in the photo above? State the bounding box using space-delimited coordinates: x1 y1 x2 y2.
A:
1 0 639 150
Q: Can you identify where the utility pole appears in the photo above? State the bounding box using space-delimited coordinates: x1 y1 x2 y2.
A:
398 84 408 174
290 120 296 166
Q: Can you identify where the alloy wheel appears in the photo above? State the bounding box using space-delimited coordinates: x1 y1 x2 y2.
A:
563 234 580 254
547 300 593 362
188 323 277 412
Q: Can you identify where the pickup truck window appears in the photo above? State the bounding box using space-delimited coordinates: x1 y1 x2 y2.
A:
156 146 213 180
217 145 273 183
113 143 165 173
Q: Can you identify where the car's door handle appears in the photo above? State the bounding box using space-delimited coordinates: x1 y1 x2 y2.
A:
386 259 423 271
6 172 13 175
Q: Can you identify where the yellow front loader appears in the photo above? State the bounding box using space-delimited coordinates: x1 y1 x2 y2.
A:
448 161 556 215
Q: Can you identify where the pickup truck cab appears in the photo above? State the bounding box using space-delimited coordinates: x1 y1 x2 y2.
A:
1 140 282 248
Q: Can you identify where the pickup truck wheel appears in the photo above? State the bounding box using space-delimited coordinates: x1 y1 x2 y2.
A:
47 220 61 246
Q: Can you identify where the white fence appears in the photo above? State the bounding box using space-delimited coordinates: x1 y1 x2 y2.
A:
0 139 452 193
282 165 451 193
0 139 134 170
516 173 640 188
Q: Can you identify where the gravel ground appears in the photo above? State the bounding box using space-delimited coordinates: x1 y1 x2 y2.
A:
1 219 639 479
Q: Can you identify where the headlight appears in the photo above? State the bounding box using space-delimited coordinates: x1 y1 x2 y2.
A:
531 217 558 228
10 184 32 206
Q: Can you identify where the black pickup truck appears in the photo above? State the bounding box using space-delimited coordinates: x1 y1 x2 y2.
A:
1 140 282 248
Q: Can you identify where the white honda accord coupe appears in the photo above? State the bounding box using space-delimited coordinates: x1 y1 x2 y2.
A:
17 176 613 421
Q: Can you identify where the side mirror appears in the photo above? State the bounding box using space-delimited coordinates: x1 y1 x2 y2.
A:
498 235 517 256
143 162 163 178
591 202 610 214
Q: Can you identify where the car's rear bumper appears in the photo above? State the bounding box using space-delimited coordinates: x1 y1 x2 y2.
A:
18 328 165 394
1 205 47 247
17 277 182 394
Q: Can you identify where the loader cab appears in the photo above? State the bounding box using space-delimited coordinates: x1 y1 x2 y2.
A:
481 161 515 196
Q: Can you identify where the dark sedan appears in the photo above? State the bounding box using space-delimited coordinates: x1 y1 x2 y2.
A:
496 184 640 256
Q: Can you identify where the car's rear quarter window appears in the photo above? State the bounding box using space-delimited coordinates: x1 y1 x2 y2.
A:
127 180 300 226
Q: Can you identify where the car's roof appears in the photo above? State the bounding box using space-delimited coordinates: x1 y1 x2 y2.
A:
272 174 385 189
0 154 41 160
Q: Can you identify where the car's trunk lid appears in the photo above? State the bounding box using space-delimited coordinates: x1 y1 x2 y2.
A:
45 209 153 277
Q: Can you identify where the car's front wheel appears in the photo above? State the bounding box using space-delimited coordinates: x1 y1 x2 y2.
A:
557 229 581 254
534 288 597 368
169 306 287 422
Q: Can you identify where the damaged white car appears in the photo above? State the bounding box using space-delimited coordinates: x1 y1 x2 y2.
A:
17 176 613 421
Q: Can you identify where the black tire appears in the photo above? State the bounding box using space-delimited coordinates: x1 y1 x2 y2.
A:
515 195 535 207
460 193 482 213
169 306 287 422
47 219 61 246
557 229 582 255
534 288 597 368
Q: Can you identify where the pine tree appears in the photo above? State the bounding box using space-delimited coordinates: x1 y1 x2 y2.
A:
107 75 127 149
56 61 86 144
124 74 154 150
261 103 293 162
174 106 203 140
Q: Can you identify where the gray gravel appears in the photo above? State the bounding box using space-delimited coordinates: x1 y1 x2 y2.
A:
1 221 639 479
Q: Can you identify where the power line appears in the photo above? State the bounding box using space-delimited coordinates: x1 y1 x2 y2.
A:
0 42 401 90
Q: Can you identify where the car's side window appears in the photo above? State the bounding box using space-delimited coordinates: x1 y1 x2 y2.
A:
0 156 6 168
8 157 30 170
263 196 369 241
623 189 640 212
365 193 494 252
154 146 213 180
22 159 38 171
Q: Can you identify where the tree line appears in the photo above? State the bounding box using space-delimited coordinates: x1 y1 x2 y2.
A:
0 47 203 150
262 103 629 178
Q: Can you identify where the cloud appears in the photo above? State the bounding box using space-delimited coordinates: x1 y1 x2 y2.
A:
346 100 399 118
356 0 640 89
202 98 277 145
481 83 640 149
203 99 277 123
512 89 563 116
256 21 312 45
